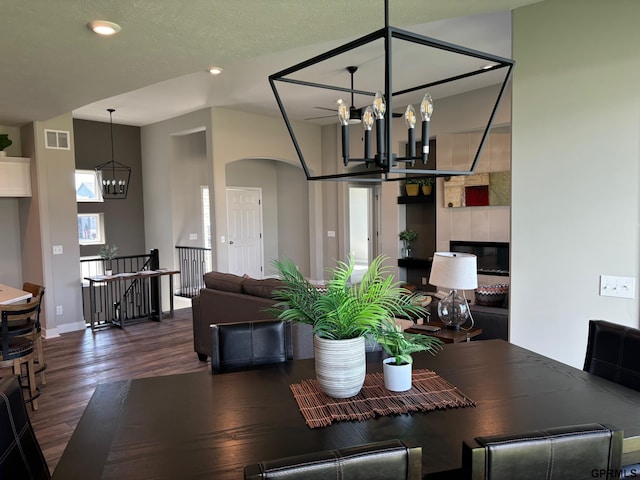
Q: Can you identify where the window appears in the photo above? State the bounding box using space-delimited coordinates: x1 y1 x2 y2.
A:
202 186 211 249
78 213 105 245
75 170 104 202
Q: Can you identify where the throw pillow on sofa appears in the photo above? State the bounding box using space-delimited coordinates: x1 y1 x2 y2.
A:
204 272 245 293
242 278 284 299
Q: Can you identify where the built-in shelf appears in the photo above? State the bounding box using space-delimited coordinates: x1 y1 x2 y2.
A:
0 157 31 197
398 257 432 269
397 195 434 204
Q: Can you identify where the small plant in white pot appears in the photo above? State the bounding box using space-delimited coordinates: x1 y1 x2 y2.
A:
0 133 12 157
375 320 443 392
399 229 417 258
98 244 118 276
272 255 427 398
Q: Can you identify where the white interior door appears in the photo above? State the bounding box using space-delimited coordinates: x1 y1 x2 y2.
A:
348 185 379 282
226 187 264 278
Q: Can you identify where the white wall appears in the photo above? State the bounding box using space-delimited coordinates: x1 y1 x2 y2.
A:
511 0 640 368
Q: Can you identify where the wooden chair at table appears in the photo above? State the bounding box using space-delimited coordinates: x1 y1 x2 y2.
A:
210 320 293 374
583 319 640 391
19 283 46 385
244 439 422 480
462 423 622 480
0 376 50 479
0 299 41 411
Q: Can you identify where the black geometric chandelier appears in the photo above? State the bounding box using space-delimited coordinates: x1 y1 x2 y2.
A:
95 108 131 198
269 0 515 183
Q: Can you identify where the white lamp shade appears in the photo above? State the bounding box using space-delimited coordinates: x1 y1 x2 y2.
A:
429 252 478 290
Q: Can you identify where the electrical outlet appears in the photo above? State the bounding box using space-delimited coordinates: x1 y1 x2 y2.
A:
421 277 427 285
189 233 198 240
56 305 63 315
53 245 63 255
600 275 635 299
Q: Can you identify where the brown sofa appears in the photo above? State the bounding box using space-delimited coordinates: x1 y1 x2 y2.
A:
191 272 314 361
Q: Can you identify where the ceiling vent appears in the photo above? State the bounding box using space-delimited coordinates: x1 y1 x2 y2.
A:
45 129 70 150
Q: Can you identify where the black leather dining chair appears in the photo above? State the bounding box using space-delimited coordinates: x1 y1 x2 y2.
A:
462 423 622 480
583 319 640 391
210 320 293 374
244 439 422 480
0 376 50 480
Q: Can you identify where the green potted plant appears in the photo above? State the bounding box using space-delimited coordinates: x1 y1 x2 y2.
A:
0 133 12 157
98 244 118 276
399 229 417 258
418 177 435 195
374 320 442 391
271 254 427 398
404 178 420 196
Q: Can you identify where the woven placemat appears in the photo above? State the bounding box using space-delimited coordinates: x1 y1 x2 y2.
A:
290 369 475 428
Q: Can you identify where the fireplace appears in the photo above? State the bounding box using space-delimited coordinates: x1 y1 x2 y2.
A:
449 241 509 276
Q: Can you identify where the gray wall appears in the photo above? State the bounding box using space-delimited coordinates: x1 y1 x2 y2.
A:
74 119 145 257
226 159 279 276
276 161 310 277
225 158 310 278
172 131 209 247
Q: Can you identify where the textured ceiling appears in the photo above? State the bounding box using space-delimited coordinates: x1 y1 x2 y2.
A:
1 0 540 127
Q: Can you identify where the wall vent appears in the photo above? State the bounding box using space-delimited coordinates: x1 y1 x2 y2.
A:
45 129 71 150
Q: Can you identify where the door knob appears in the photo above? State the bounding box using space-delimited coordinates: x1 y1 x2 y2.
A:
229 241 234 244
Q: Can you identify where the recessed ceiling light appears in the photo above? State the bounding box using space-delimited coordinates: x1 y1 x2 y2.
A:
208 66 223 75
88 20 122 36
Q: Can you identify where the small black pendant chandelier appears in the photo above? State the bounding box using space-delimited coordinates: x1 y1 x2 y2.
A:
95 108 131 199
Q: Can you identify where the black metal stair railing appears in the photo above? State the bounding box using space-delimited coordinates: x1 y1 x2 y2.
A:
80 249 160 328
175 246 212 298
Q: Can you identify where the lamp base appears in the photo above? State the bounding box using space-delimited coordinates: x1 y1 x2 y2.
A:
437 289 470 330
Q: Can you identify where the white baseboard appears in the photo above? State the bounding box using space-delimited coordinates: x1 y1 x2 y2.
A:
44 320 86 338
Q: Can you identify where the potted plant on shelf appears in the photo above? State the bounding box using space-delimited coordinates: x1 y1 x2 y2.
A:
0 134 12 157
374 321 443 392
399 229 417 258
271 255 427 398
404 179 420 196
418 177 435 195
98 244 118 276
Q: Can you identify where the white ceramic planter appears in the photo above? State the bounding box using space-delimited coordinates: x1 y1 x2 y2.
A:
383 357 412 392
314 335 366 398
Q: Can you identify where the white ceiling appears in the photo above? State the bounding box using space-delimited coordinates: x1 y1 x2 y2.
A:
1 1 540 128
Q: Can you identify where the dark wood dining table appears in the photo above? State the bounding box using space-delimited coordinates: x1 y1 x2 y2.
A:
52 340 640 479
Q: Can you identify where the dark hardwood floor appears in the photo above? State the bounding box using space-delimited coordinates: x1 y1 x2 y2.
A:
27 306 208 476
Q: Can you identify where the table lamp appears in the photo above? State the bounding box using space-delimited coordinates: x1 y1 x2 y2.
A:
429 252 478 330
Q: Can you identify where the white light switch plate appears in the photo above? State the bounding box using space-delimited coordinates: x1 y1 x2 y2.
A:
600 275 635 299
